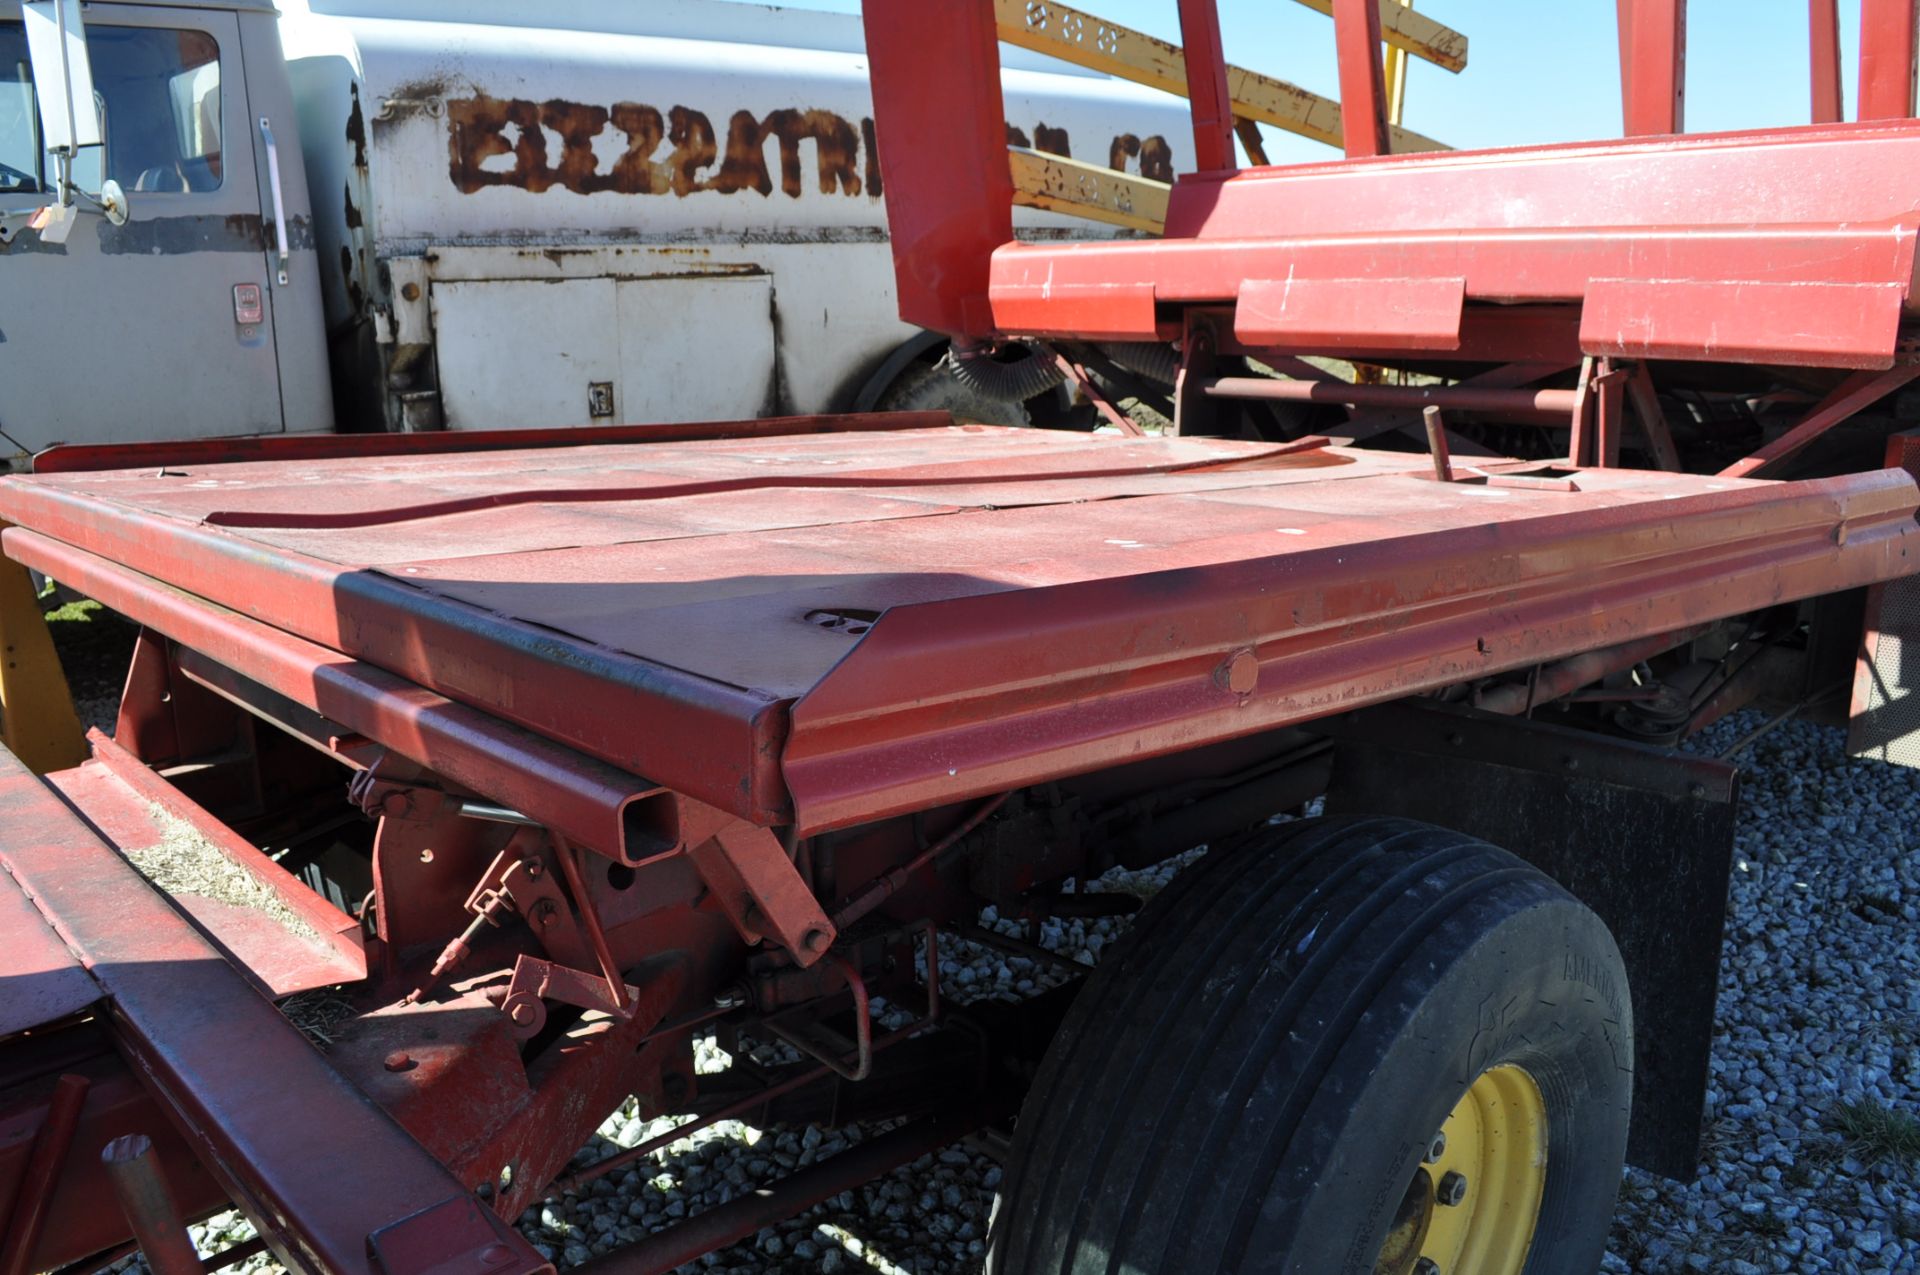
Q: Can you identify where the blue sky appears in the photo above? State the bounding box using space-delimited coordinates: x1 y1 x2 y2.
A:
780 1 1869 163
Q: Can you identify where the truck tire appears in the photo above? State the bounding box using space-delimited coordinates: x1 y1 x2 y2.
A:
873 354 1032 427
987 816 1633 1275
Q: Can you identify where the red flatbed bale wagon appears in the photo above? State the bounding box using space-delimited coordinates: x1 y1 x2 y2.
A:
7 2 1920 1272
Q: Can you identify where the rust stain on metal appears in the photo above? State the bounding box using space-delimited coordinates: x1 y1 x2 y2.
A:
861 117 884 197
341 247 363 314
346 84 368 170
445 94 1163 202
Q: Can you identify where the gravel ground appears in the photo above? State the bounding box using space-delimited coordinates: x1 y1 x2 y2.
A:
45 601 1920 1274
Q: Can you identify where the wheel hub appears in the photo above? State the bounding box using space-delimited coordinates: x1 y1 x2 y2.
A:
1373 1064 1548 1275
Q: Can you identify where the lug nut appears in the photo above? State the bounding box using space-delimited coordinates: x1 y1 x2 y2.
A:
1424 1132 1446 1163
1436 1170 1468 1206
1413 1260 1441 1275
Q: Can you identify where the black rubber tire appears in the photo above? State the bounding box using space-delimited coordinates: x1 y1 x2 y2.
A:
987 816 1634 1275
873 356 1031 427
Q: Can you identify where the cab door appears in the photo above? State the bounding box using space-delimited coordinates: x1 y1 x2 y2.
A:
0 3 285 462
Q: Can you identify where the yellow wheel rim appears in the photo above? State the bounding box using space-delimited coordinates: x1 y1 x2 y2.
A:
1373 1063 1548 1275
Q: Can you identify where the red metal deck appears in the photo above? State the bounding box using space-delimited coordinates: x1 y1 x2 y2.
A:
3 425 1914 838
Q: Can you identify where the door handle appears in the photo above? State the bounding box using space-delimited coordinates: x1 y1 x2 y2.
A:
258 115 289 286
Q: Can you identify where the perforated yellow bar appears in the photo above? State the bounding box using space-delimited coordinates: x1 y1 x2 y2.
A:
1009 147 1170 233
995 0 1448 154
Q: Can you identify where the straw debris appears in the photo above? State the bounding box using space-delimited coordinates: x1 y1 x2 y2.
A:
123 802 322 944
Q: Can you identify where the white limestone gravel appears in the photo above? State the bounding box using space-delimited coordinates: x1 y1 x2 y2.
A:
88 706 1920 1274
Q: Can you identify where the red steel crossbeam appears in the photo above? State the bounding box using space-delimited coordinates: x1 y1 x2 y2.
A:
1811 0 1844 122
1617 0 1686 135
1176 0 1236 171
781 469 1919 829
1332 0 1390 157
0 746 551 1275
0 529 671 857
981 124 1920 364
859 2 1008 338
1859 0 1919 119
1718 366 1920 479
865 2 1920 366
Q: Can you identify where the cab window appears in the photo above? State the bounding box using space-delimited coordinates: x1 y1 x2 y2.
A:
0 21 220 197
1 24 42 193
91 25 222 192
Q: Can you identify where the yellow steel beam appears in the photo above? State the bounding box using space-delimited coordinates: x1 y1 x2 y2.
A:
1384 0 1414 126
1010 147 1169 233
995 0 1448 154
0 548 86 775
1291 0 1468 73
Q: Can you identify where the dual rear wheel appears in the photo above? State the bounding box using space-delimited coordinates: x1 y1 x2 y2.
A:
989 817 1634 1275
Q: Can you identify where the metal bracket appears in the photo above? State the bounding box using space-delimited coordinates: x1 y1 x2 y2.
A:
1320 697 1738 1182
687 824 836 967
498 955 636 1040
366 1194 549 1275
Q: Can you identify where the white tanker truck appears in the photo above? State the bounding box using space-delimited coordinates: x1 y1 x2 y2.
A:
0 0 1190 461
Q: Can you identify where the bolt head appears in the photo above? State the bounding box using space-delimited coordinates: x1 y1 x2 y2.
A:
383 1050 413 1073
802 926 831 954
1424 1132 1447 1163
1436 1170 1468 1207
508 1000 538 1027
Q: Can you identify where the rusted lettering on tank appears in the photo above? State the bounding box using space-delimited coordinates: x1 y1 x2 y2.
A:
1034 123 1071 157
606 103 670 194
666 106 720 197
1139 135 1174 182
447 94 555 194
711 110 776 195
861 118 883 197
709 109 865 197
445 96 1140 202
1106 132 1174 182
542 100 611 193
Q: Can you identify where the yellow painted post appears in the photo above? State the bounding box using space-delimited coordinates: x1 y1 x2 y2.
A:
0 543 88 774
1385 0 1414 126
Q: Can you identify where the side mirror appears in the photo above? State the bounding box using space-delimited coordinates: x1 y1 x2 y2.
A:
22 0 101 155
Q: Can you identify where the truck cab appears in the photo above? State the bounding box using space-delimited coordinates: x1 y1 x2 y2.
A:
0 0 333 459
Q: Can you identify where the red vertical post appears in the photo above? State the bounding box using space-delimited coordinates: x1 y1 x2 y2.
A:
1811 0 1844 121
1612 0 1689 135
1331 0 1390 157
1859 0 1919 119
1176 0 1237 172
1617 0 1686 135
861 0 1013 339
